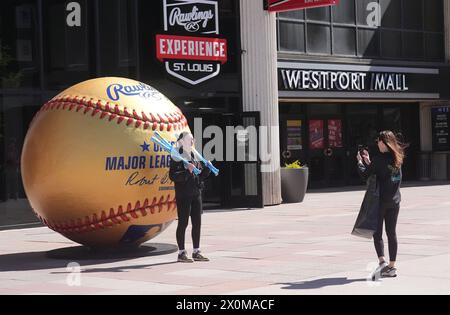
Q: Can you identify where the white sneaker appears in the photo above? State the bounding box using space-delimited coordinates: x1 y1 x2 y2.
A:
381 266 398 278
371 261 388 281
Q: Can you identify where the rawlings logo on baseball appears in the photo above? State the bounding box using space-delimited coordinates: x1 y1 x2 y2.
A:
106 82 162 101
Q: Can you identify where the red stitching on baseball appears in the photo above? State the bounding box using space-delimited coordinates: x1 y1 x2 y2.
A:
33 195 177 235
31 95 188 132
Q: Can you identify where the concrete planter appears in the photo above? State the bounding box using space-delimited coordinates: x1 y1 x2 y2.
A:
280 167 309 203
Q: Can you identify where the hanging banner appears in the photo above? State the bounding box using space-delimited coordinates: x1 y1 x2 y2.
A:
265 0 339 13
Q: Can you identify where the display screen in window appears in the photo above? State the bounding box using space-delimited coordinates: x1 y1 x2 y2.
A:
287 120 302 150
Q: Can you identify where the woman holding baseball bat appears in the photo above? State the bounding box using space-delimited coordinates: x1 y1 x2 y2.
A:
169 132 211 263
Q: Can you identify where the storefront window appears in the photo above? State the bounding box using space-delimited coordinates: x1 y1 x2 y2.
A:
97 0 137 77
0 0 241 227
0 94 41 227
43 0 92 89
277 0 445 61
0 0 40 89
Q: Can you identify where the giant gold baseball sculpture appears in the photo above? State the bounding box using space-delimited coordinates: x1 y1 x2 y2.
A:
21 77 190 247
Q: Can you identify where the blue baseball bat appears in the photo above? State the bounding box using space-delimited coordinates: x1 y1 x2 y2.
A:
151 136 201 176
192 149 219 176
154 132 219 176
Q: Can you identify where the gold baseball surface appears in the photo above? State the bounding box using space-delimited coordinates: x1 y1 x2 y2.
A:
21 77 190 247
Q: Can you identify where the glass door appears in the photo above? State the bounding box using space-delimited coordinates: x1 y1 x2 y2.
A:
307 117 346 188
345 104 379 185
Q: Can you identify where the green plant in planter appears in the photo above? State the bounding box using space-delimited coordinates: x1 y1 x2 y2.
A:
285 160 304 169
0 44 23 88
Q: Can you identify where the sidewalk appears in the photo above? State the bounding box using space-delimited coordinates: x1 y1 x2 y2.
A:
0 183 449 295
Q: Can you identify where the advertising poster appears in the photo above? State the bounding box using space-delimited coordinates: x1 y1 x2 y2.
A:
432 107 450 152
328 119 343 148
309 120 324 149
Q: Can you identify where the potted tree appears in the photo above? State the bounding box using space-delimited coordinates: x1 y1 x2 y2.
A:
280 161 309 203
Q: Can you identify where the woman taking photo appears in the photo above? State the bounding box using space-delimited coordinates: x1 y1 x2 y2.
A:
169 132 211 263
356 131 407 278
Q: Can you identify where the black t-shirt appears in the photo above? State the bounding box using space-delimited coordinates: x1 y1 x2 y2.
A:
358 152 402 205
169 151 211 198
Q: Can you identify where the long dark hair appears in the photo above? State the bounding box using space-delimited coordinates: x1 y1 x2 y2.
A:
378 131 408 169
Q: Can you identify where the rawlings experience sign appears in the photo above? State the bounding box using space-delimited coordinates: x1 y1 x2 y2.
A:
157 0 228 86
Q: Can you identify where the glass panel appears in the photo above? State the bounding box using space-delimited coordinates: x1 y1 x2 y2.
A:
381 30 402 58
43 0 91 89
306 24 331 54
278 21 305 52
424 0 443 32
308 104 341 116
306 7 330 22
425 33 444 60
403 31 424 59
0 94 40 226
244 164 258 196
380 0 401 28
98 0 137 77
0 1 40 89
403 0 423 30
347 105 379 148
383 107 401 132
333 27 356 56
358 29 380 57
357 0 379 26
332 0 355 24
278 10 304 20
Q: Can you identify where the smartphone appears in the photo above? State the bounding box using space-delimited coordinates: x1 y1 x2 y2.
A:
358 145 368 155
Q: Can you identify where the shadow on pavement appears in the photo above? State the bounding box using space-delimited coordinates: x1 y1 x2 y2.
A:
0 243 177 272
278 277 367 290
307 181 450 194
50 262 178 274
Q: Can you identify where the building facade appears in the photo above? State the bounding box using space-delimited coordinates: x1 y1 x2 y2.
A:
276 0 450 188
0 0 449 228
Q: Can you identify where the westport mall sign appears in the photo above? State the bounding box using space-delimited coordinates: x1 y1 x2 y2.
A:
278 62 441 100
265 0 339 12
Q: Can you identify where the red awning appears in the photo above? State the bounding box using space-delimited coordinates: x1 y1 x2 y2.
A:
266 0 339 13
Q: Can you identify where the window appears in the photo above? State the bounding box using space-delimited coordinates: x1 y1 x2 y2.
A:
278 21 305 52
358 29 380 57
307 24 331 54
277 0 445 62
332 0 355 24
98 0 137 77
380 0 401 28
43 0 92 89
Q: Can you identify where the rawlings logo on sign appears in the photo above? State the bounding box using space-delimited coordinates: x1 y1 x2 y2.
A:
158 0 227 86
168 6 215 32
